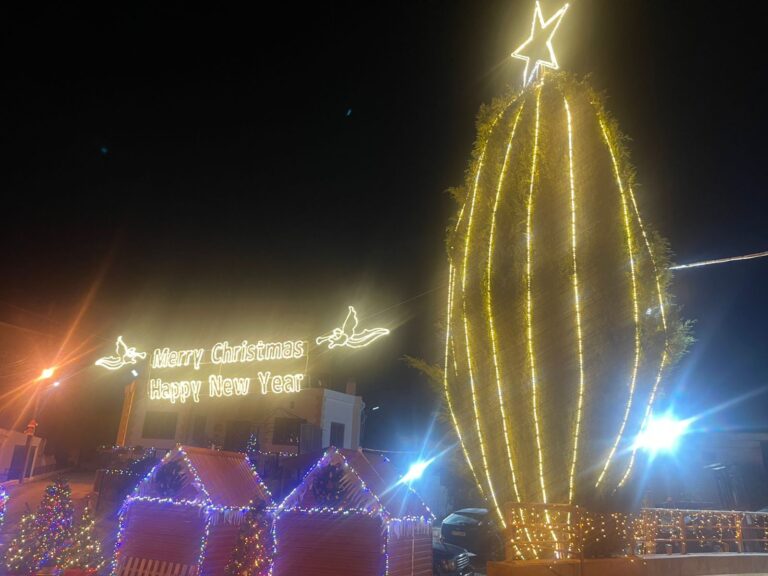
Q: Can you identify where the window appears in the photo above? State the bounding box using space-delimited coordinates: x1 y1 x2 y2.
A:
330 422 345 448
142 411 178 439
272 417 302 446
192 415 207 445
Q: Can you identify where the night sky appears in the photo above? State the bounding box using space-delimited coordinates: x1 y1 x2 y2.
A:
2 1 767 454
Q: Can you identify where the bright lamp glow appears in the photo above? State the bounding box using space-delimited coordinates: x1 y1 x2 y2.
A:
635 414 690 453
40 367 55 380
401 457 436 485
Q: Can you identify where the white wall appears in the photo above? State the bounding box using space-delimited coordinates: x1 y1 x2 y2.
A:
0 428 43 480
320 389 361 449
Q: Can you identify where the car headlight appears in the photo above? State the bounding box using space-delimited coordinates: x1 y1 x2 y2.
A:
440 559 457 571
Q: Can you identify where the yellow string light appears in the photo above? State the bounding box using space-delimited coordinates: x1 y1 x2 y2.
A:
595 118 642 489
443 263 486 497
460 107 509 529
486 105 525 504
525 86 549 505
564 97 585 504
617 184 670 488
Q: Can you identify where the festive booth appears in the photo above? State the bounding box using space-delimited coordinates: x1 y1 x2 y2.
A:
112 446 273 576
272 447 434 576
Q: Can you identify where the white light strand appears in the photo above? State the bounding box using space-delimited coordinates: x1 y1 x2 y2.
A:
459 106 509 529
595 119 642 489
525 86 549 506
616 183 670 488
564 97 586 505
486 104 525 505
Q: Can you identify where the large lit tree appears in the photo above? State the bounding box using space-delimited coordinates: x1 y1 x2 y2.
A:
444 70 690 522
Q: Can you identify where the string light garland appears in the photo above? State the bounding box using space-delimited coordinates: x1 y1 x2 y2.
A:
525 85 548 506
594 117 643 489
564 97 586 505
486 104 525 509
458 100 518 530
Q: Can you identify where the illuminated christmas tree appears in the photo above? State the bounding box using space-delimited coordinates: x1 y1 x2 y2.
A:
225 508 271 576
443 0 691 545
3 512 42 575
60 505 105 570
0 485 8 526
35 476 75 566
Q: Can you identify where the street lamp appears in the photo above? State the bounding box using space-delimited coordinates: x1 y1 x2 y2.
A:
39 367 56 380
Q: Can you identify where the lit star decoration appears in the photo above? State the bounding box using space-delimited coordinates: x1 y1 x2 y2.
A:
511 1 570 86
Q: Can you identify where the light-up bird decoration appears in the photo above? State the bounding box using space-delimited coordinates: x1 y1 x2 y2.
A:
316 306 390 350
95 336 147 370
443 0 689 539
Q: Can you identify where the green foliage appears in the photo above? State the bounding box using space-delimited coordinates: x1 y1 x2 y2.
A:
154 460 186 497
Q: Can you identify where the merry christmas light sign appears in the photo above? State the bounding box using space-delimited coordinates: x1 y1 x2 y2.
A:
95 306 389 405
147 339 307 404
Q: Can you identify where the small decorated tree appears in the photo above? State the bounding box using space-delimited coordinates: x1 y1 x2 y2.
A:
0 485 8 526
60 504 105 570
3 512 42 575
225 506 271 576
35 475 75 566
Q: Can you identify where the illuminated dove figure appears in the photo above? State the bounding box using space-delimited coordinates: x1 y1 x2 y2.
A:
95 336 147 370
316 306 390 349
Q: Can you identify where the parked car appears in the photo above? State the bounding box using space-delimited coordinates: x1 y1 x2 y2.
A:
440 508 504 563
433 539 474 576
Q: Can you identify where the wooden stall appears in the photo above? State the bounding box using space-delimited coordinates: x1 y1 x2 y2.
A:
113 445 272 576
273 447 434 576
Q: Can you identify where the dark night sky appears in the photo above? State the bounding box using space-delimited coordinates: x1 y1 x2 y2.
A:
1 1 767 452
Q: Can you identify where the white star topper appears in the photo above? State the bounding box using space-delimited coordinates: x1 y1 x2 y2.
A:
512 1 570 86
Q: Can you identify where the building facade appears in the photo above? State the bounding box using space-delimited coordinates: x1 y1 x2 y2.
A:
123 381 363 455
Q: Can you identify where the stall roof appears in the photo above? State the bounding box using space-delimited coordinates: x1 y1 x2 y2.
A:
182 446 272 507
279 447 433 520
136 445 272 508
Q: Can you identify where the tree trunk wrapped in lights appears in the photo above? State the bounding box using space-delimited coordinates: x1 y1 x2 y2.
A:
444 73 690 534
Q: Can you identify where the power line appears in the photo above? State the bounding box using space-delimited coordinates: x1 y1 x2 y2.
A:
670 250 768 271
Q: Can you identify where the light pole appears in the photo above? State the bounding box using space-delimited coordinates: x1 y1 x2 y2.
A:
19 367 57 484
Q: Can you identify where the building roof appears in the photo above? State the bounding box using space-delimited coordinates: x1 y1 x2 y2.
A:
278 447 433 520
136 445 272 508
182 446 272 507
